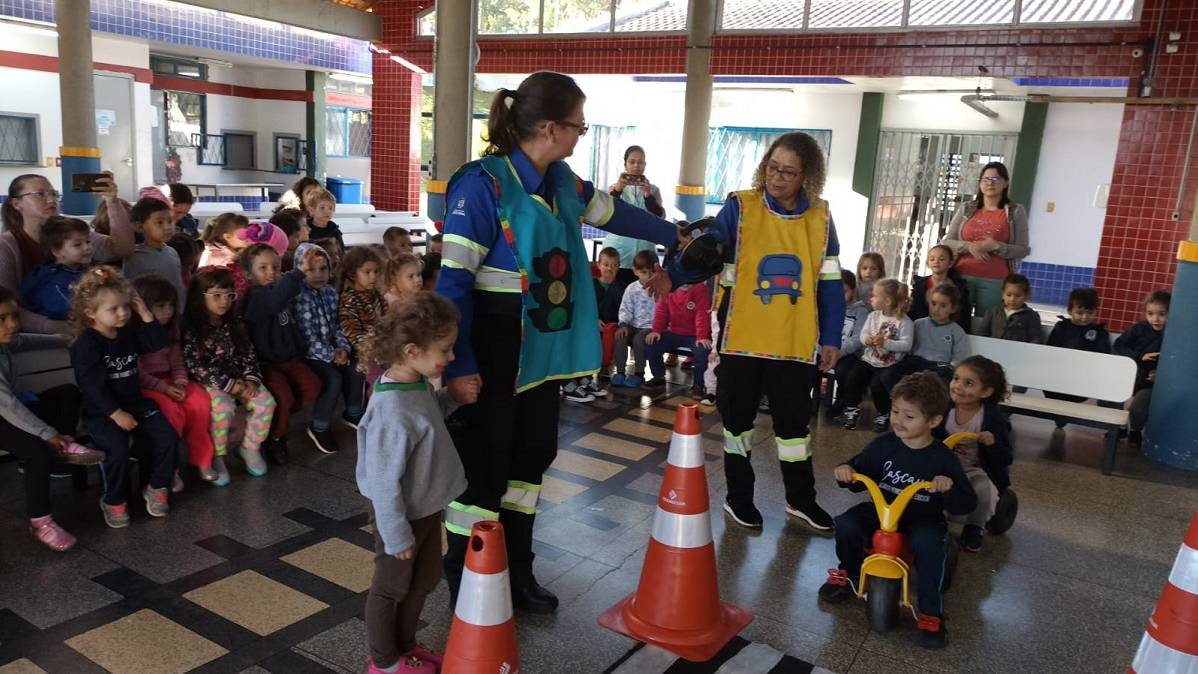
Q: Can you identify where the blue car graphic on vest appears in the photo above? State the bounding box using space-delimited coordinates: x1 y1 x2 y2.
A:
753 254 802 305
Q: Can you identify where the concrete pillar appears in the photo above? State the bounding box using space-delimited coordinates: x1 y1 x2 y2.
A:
306 70 328 185
57 0 100 215
674 0 717 222
1144 178 1198 470
427 0 477 222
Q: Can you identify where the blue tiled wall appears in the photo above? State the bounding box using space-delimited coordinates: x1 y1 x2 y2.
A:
1010 77 1129 87
1020 261 1096 307
0 0 371 73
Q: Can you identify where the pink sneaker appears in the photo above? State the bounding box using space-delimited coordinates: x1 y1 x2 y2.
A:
406 645 443 667
54 442 104 466
30 515 76 552
367 657 435 674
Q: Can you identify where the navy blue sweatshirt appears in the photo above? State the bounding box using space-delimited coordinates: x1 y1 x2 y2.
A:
308 220 345 253
1114 320 1164 390
934 401 1014 492
71 318 167 419
244 269 309 363
1047 318 1112 354
908 272 971 333
839 433 977 523
594 276 629 325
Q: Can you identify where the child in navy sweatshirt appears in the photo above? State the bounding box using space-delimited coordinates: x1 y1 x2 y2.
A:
819 372 976 650
1114 290 1170 447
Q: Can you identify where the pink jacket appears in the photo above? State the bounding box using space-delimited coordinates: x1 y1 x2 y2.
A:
652 283 712 339
138 343 188 393
0 199 135 332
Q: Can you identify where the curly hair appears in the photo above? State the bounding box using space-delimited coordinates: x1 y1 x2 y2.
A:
338 246 383 294
891 371 950 420
361 292 460 368
384 253 422 289
751 132 827 201
954 355 1009 405
68 265 131 334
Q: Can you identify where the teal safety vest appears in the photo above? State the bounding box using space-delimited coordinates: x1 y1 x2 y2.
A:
471 154 601 392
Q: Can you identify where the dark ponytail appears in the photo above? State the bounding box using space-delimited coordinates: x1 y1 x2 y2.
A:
482 72 586 157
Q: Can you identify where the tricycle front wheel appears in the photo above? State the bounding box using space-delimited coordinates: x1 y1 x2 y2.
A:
865 577 901 632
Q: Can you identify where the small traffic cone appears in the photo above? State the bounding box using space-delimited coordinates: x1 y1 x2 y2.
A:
1129 511 1198 673
442 521 520 674
599 403 752 662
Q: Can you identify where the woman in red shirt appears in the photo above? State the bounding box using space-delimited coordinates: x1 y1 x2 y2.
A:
940 162 1030 318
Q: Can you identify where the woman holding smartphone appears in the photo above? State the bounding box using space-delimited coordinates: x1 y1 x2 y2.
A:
1 172 134 335
604 145 665 285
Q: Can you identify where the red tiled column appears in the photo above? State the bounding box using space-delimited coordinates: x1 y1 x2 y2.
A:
1094 0 1198 329
370 53 422 212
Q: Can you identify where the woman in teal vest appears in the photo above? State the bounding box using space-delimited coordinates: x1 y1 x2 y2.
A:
436 72 677 613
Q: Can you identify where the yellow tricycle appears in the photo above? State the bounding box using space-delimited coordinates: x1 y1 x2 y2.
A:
852 432 975 633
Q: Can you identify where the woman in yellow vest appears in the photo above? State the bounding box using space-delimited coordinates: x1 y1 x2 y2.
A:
706 132 846 530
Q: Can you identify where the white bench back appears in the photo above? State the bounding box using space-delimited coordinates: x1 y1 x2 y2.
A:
966 335 1136 403
192 202 244 218
14 348 75 392
335 204 376 215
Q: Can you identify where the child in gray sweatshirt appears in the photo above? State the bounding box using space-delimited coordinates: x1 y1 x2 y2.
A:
355 292 470 674
879 282 968 395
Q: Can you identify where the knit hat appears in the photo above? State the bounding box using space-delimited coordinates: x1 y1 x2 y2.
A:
239 221 289 257
138 186 170 205
294 242 329 268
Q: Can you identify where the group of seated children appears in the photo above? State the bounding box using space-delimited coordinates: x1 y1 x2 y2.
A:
829 246 1170 443
820 357 1013 649
3 180 443 551
569 222 716 406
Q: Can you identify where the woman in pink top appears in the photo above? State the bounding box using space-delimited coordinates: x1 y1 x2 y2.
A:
2 173 135 334
939 162 1030 318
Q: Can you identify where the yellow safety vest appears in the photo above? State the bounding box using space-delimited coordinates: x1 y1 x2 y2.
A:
720 189 828 363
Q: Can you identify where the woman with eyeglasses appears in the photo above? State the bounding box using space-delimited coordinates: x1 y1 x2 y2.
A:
940 162 1030 317
435 71 678 615
700 132 846 534
2 173 134 334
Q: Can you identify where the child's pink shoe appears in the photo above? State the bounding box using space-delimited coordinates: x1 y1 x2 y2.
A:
30 515 76 552
54 442 104 466
366 656 435 674
406 645 443 667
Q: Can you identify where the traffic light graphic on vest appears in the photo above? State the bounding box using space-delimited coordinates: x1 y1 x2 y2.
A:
528 247 574 332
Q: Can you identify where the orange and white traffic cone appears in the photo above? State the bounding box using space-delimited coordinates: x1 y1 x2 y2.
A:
599 403 752 662
442 521 520 674
1129 511 1198 673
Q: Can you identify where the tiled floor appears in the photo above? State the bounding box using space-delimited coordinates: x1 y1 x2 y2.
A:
1 374 1196 673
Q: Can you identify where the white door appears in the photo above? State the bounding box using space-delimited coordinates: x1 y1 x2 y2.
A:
93 72 136 201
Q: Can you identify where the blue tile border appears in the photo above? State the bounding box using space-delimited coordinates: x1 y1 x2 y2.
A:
1020 261 1096 307
0 0 371 73
1011 77 1128 88
633 75 853 85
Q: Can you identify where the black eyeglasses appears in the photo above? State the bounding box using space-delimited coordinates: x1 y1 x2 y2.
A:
557 120 590 136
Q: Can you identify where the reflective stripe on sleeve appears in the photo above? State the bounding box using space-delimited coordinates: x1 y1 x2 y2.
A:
442 234 489 272
818 256 842 280
583 190 616 227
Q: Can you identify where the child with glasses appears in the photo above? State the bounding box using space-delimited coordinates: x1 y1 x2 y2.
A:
183 267 276 485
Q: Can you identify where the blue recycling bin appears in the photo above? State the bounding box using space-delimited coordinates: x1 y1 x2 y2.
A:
326 176 363 205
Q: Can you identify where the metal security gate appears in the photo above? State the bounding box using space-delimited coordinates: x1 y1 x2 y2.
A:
866 130 1017 283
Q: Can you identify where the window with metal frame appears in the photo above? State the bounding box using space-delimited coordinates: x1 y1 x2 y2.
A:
704 127 832 205
715 0 1136 31
150 55 207 80
195 134 225 166
164 91 204 147
327 106 371 158
419 0 689 36
0 113 38 166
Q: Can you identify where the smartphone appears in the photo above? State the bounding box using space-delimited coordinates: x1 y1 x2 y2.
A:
621 173 647 186
70 173 108 193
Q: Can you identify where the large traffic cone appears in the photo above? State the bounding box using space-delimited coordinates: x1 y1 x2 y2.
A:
442 521 520 674
599 403 752 662
1129 511 1198 673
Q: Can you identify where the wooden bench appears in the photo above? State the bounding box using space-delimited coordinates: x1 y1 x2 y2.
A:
965 335 1136 475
